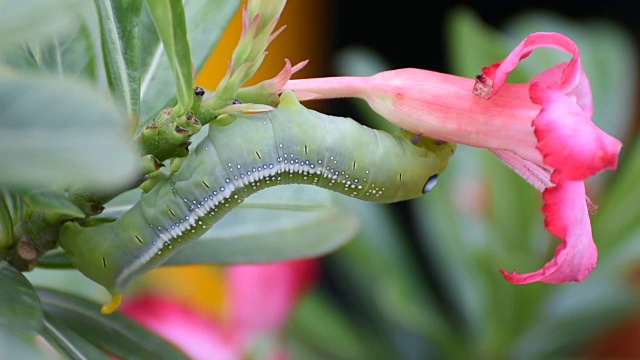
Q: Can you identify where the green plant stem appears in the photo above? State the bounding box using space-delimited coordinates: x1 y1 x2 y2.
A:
4 155 162 271
137 88 203 161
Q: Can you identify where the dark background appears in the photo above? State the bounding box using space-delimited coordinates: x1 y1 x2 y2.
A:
330 1 638 72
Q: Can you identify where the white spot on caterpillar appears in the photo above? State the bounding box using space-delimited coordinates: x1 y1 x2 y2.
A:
423 175 438 193
158 232 170 242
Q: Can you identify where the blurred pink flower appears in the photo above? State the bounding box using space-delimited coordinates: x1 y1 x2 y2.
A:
283 32 621 284
120 259 319 360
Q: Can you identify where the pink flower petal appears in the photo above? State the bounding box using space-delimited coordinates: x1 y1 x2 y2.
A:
269 59 309 90
121 295 239 360
531 83 621 183
531 62 593 118
228 260 319 339
500 180 597 283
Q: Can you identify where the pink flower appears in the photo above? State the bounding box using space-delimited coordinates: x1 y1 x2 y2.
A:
120 259 319 359
282 32 622 284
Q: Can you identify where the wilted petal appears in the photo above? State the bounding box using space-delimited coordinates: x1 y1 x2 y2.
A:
500 180 597 283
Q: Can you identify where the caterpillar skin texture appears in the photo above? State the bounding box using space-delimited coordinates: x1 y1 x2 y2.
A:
59 92 455 310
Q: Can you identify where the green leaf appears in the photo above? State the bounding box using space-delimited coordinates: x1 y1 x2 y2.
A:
0 328 49 359
40 312 111 360
165 186 360 264
594 137 640 245
94 188 143 219
37 288 190 360
0 0 78 48
24 190 85 220
289 290 388 360
29 20 97 81
1 190 23 226
0 46 39 72
93 0 143 117
330 196 463 358
26 268 110 305
0 74 139 190
0 196 13 250
144 0 192 117
0 261 43 332
139 0 240 127
36 251 74 269
167 207 359 264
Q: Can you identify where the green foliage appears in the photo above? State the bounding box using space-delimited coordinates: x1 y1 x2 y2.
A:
0 75 138 190
40 312 111 360
0 0 78 49
144 0 193 117
0 261 43 332
38 288 190 359
23 191 85 221
139 0 240 127
93 0 142 117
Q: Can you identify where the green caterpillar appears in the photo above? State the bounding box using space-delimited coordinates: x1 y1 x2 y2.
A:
59 92 455 313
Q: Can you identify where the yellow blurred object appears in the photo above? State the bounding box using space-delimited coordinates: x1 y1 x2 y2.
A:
100 294 123 315
140 265 228 319
139 0 328 320
195 0 328 88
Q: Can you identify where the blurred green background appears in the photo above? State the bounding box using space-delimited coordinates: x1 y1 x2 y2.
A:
282 3 640 360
